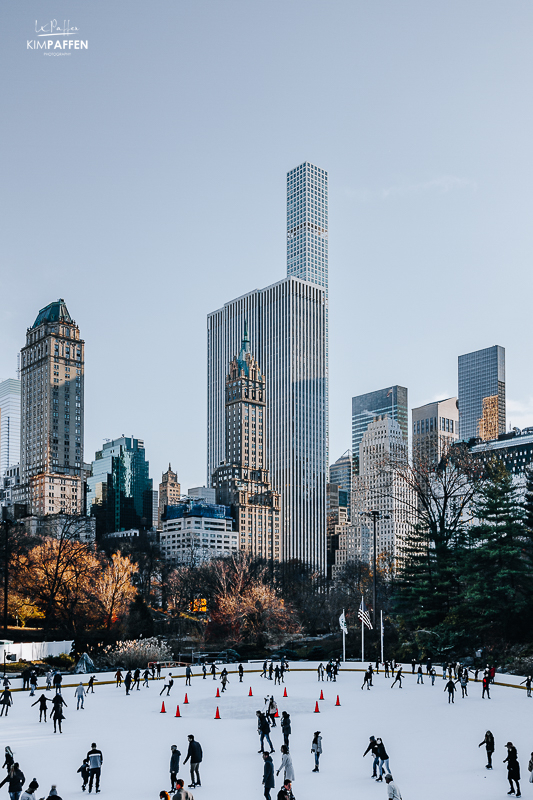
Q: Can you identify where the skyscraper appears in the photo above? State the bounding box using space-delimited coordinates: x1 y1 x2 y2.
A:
158 464 181 526
286 162 328 291
412 397 459 467
458 345 506 441
351 386 408 474
211 326 281 560
329 450 352 496
207 278 327 571
0 378 21 476
19 299 84 516
87 436 153 537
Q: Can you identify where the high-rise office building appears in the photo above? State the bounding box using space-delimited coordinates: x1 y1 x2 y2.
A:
19 299 84 516
458 345 506 441
158 464 181 526
211 327 281 560
351 386 408 474
329 450 352 495
207 278 327 571
412 397 459 467
87 436 153 537
287 161 329 459
0 378 21 476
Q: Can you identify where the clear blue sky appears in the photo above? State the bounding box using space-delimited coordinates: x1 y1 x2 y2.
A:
1 0 532 491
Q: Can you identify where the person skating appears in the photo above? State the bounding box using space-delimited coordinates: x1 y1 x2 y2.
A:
74 682 86 709
267 695 278 726
311 731 322 772
362 667 372 690
261 660 268 679
527 753 533 785
87 742 103 794
133 668 141 690
52 672 62 695
268 663 274 681
504 742 521 797
2 746 14 772
210 663 217 680
257 710 275 753
317 663 324 681
160 674 174 696
277 778 295 800
274 665 281 685
45 671 53 691
156 663 162 679
143 668 150 687
201 664 206 680
520 676 532 697
280 711 291 750
363 735 380 778
384 773 402 799
384 661 390 678
115 669 122 687
411 658 416 674
31 693 51 722
459 672 468 698
430 668 436 685
220 668 229 693
417 665 423 684
238 663 244 682
0 688 13 716
185 665 192 686
44 784 62 800
183 734 202 789
0 762 25 798
77 757 90 791
391 667 403 688
376 738 390 780
482 674 491 699
262 751 275 800
124 670 132 695
87 676 97 693
479 730 495 769
169 745 181 793
51 693 66 733
172 778 194 800
444 678 456 703
276 745 295 784
20 779 39 800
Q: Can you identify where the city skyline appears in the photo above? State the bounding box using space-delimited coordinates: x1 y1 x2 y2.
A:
1 2 532 491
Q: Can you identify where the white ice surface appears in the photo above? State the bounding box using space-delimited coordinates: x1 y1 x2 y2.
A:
1 663 531 799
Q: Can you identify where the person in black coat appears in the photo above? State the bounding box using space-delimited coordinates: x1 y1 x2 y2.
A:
375 738 390 781
257 711 274 753
183 734 202 789
280 712 291 750
363 735 380 778
504 742 521 797
0 762 25 796
169 745 181 792
479 730 495 769
262 752 275 800
276 778 294 800
32 694 51 722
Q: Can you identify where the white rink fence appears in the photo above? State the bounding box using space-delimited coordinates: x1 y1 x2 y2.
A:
0 639 72 663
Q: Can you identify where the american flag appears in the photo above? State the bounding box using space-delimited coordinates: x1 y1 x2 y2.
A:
358 598 373 630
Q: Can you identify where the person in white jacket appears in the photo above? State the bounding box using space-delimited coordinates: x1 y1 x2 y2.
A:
311 732 322 772
384 773 402 799
277 745 295 782
20 778 39 800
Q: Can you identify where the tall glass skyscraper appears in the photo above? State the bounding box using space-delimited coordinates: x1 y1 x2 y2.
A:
0 378 21 476
458 345 505 441
352 386 408 474
287 162 328 292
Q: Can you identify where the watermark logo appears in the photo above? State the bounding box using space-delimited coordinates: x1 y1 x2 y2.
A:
28 20 88 55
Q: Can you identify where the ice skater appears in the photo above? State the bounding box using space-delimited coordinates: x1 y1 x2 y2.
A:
257 711 275 753
267 695 278 726
133 668 141 690
482 674 491 699
520 676 532 697
311 731 322 772
444 678 456 703
210 663 217 680
276 745 295 783
87 676 97 693
51 693 66 733
115 669 122 687
0 688 13 716
376 738 390 780
504 741 521 797
479 730 495 769
185 665 192 686
173 779 194 800
183 734 202 789
459 672 468 698
362 667 372 690
124 670 132 695
262 752 275 800
417 665 424 684
0 762 25 797
277 778 295 800
143 668 150 687
280 711 291 750
74 682 86 709
363 735 380 778
53 671 62 695
384 773 402 799
32 693 51 722
77 757 89 791
20 778 39 800
87 742 103 794
238 664 244 682
391 667 403 688
220 668 229 693
160 674 174 696
317 663 324 681
29 670 37 696
202 664 207 680
169 744 181 792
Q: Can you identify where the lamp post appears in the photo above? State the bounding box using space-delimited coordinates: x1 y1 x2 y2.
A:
362 510 390 627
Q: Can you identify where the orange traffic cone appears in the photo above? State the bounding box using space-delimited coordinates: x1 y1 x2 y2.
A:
319 689 324 700
161 701 166 713
335 695 341 706
274 708 279 717
249 687 253 697
214 706 221 719
283 687 287 698
184 693 189 704
175 705 181 717
314 701 320 713
216 687 220 698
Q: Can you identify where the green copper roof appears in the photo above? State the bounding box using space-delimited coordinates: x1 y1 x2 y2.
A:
32 299 73 329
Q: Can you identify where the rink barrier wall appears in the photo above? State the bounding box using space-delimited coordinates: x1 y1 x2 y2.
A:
6 663 531 693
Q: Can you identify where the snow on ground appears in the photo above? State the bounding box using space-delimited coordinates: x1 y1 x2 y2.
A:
1 663 532 799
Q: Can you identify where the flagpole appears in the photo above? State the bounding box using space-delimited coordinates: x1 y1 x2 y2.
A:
380 610 384 664
361 595 364 663
342 608 346 663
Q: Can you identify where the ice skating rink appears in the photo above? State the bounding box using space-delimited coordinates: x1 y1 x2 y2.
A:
1 664 531 799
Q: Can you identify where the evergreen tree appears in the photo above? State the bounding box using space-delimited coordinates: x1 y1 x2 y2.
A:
463 461 532 644
524 465 533 534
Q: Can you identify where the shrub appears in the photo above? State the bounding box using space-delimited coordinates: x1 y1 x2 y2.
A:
103 637 173 669
43 653 75 671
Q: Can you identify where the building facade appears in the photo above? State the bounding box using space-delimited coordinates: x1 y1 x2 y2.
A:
469 427 533 476
458 345 505 441
352 386 408 474
329 450 352 495
326 482 348 578
160 498 237 565
158 465 181 526
0 378 21 477
211 328 281 560
19 299 84 516
207 277 327 571
87 436 153 538
412 397 459 467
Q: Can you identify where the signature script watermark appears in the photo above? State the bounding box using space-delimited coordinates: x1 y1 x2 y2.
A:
28 20 88 51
